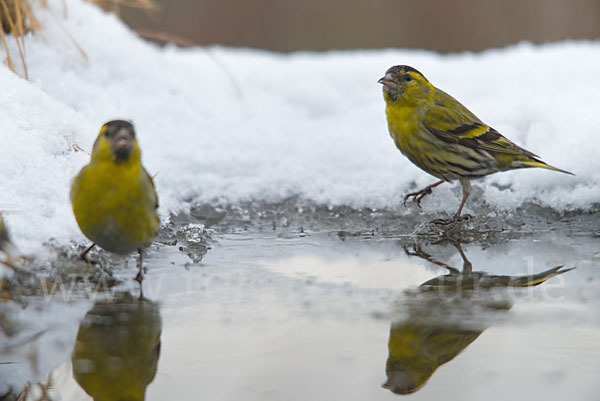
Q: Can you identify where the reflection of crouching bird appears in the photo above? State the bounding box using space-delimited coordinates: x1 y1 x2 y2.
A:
71 293 161 401
71 120 160 282
383 243 573 395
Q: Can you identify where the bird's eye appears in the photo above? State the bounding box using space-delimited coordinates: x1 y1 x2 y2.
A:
405 75 413 82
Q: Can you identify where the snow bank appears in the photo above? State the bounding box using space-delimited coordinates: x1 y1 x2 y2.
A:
1 0 598 252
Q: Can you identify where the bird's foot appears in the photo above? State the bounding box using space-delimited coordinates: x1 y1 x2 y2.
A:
404 188 433 208
79 243 97 263
403 181 445 208
79 253 99 265
431 214 472 226
134 270 144 283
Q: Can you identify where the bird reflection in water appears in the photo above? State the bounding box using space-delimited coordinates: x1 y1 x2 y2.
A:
71 292 162 401
383 242 573 395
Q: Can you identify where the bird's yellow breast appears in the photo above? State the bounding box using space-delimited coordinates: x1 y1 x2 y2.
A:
385 104 420 149
71 158 159 255
385 103 446 179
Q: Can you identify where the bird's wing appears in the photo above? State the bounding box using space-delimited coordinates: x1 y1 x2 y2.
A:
423 105 538 158
143 168 159 209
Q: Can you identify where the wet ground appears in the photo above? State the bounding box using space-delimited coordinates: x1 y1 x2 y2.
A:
1 202 599 400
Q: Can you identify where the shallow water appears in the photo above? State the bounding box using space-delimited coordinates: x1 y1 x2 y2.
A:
1 215 599 400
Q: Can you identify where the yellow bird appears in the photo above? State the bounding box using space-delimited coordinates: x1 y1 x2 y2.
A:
71 120 160 282
72 293 162 401
378 65 572 224
384 242 573 394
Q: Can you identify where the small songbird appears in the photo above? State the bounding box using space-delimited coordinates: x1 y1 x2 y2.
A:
378 65 572 224
72 293 162 401
71 120 160 282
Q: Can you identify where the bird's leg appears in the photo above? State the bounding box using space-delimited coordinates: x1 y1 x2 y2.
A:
404 180 444 208
135 248 144 283
452 242 472 277
404 243 460 274
432 180 472 225
80 243 96 261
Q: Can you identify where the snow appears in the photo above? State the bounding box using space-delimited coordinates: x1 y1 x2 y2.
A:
0 0 599 253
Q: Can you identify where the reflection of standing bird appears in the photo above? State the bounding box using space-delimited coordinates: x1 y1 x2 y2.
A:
384 321 482 394
383 243 573 394
71 120 160 281
72 293 162 401
379 65 572 224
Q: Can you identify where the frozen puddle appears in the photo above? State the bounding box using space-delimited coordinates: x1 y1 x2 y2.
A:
1 229 599 401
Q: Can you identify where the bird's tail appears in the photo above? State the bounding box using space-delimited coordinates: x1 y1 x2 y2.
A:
509 265 574 288
521 159 574 175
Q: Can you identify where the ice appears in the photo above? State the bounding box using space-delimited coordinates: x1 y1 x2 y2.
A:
0 0 598 254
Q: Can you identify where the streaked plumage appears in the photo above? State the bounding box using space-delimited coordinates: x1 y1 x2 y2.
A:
379 65 572 224
71 120 159 282
384 242 573 394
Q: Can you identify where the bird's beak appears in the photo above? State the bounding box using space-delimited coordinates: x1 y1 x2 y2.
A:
112 128 134 161
378 73 399 90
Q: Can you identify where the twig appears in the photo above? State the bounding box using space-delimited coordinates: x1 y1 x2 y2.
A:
204 48 243 99
45 7 88 60
135 29 197 46
135 29 243 98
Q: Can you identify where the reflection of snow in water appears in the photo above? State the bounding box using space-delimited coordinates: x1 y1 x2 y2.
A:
0 300 89 397
262 255 438 289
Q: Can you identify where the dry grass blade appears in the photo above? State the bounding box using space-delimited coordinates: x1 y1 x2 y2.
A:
1 0 155 78
0 18 15 72
88 0 158 15
46 7 88 60
204 48 244 99
0 0 27 78
135 29 197 47
0 259 21 272
94 4 245 100
20 0 42 31
14 0 26 56
135 29 244 98
15 373 56 401
13 0 28 77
